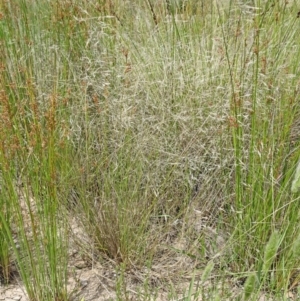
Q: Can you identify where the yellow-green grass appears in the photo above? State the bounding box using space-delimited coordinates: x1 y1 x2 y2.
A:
1 0 300 300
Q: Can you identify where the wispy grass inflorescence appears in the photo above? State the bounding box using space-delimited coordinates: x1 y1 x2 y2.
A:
1 0 300 300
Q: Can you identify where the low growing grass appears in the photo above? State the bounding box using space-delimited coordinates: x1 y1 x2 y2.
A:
1 0 300 300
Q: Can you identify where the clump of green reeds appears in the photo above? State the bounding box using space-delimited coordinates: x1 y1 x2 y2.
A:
221 0 300 294
0 0 75 299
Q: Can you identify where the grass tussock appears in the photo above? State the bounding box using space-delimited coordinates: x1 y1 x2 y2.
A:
1 0 300 300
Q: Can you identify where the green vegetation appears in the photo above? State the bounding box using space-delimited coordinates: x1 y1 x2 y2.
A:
1 0 300 300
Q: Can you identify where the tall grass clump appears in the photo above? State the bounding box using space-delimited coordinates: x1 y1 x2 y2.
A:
55 0 223 270
61 0 300 292
2 0 300 300
219 0 300 292
0 0 77 299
